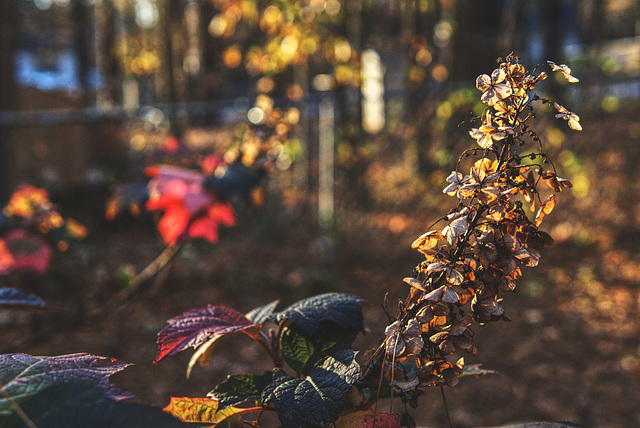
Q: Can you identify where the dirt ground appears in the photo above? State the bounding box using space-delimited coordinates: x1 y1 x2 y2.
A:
1 110 639 427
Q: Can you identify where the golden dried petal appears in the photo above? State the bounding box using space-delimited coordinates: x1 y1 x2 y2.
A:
458 183 478 199
412 230 442 250
558 178 572 188
546 177 561 192
490 68 506 84
492 83 513 101
568 115 582 131
478 186 499 205
535 194 556 227
429 331 449 344
403 277 427 292
445 267 464 286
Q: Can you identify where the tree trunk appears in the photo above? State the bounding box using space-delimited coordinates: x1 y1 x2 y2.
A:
0 1 19 199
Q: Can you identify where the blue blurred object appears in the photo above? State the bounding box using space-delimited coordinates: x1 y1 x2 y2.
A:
205 165 262 201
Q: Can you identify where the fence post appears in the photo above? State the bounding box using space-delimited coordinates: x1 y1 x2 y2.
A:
312 74 336 229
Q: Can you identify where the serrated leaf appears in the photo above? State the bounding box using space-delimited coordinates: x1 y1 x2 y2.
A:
207 372 274 407
187 301 278 378
280 325 317 375
187 326 251 379
156 305 258 364
0 288 45 310
281 322 360 376
262 349 361 428
0 353 134 416
245 299 279 324
336 410 400 427
164 396 261 424
0 383 186 428
270 293 364 336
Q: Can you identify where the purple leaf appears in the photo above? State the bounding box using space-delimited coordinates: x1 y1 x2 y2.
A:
155 305 256 364
0 353 134 416
0 288 46 310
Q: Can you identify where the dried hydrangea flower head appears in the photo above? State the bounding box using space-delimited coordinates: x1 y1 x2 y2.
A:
365 55 582 401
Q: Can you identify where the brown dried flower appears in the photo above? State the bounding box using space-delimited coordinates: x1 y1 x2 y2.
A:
366 55 582 408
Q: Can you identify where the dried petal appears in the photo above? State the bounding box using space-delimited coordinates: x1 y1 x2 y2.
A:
535 194 556 227
547 60 579 83
475 74 492 91
404 335 424 355
445 267 464 286
385 335 406 358
443 217 469 245
426 262 447 273
411 230 442 250
403 277 427 292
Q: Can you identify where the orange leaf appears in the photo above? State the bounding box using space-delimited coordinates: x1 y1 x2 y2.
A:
163 397 261 425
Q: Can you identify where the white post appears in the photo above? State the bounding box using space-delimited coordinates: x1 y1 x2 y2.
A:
318 93 335 228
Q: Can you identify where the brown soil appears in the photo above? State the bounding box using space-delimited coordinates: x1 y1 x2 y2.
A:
2 110 639 428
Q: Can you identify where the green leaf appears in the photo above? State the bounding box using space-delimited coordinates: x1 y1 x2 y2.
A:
0 383 186 428
280 325 317 375
335 410 400 428
280 322 356 376
270 293 364 336
163 396 261 425
207 372 274 408
262 349 361 428
245 299 279 324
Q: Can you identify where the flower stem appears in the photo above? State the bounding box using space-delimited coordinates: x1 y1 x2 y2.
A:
116 243 182 302
440 386 454 428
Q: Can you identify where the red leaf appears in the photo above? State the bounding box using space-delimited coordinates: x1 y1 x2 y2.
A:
3 230 52 275
155 305 256 364
147 196 191 245
162 136 180 153
187 203 236 243
0 238 15 274
187 216 219 243
145 166 234 244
